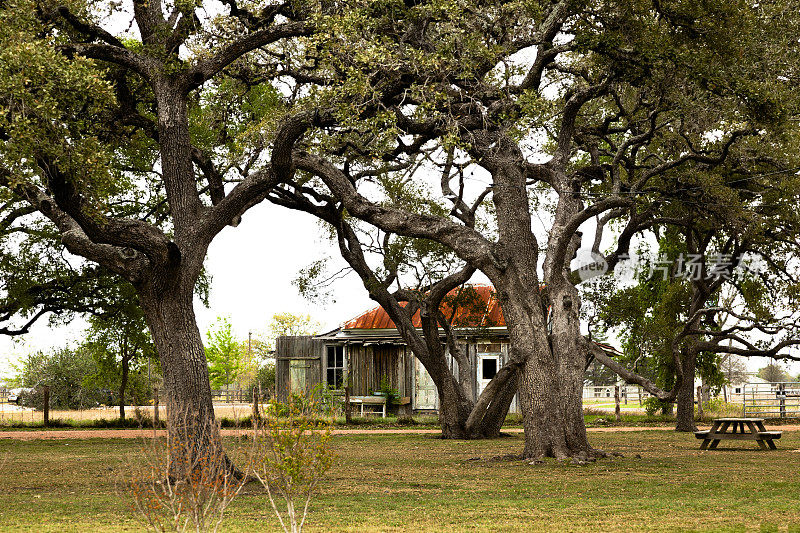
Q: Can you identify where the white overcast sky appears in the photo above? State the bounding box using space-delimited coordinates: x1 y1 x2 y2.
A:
0 202 376 377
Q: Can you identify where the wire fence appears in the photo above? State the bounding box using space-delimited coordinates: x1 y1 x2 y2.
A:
0 386 256 425
742 382 800 418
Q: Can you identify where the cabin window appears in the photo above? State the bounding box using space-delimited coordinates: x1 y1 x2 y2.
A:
326 345 344 389
734 387 741 394
482 358 498 380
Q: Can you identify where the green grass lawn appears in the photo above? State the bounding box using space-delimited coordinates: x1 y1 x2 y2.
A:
1 431 800 532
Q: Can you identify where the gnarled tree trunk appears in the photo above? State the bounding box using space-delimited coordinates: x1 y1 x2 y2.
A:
500 289 593 460
436 363 520 439
437 372 477 439
675 350 698 432
138 279 216 437
551 284 593 456
136 265 233 477
119 349 130 420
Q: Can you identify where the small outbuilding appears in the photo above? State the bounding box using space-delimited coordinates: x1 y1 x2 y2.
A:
275 285 622 415
275 285 522 414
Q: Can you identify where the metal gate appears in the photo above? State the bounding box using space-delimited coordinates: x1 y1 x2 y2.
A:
742 382 800 418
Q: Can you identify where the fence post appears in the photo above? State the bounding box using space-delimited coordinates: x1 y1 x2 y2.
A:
344 385 352 424
614 386 621 422
743 384 747 417
779 383 786 418
696 386 704 420
42 386 50 427
252 387 260 421
153 387 160 428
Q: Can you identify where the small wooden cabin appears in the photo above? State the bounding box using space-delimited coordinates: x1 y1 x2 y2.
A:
275 285 522 413
275 285 621 414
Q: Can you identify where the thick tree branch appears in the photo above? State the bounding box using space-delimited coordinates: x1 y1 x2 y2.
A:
59 43 152 78
201 167 279 238
37 158 175 267
0 168 147 281
41 5 125 47
186 22 312 91
551 197 633 278
293 152 500 275
586 340 679 401
694 338 800 360
192 147 226 206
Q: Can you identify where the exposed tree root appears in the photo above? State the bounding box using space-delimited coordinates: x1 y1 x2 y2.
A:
522 446 624 465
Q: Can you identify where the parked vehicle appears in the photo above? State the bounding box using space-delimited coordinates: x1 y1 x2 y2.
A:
7 388 33 403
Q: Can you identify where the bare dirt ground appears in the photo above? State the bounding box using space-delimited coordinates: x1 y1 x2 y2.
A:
1 424 798 440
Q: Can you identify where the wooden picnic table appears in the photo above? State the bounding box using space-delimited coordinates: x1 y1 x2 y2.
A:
695 417 782 450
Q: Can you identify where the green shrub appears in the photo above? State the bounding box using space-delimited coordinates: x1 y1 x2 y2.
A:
375 376 400 406
396 416 416 426
702 399 743 419
16 348 110 410
253 394 334 533
503 413 523 426
643 397 671 416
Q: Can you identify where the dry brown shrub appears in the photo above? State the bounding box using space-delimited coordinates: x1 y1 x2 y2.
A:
122 410 248 532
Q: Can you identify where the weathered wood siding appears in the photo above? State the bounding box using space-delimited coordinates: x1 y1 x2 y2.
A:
466 341 478 401
275 336 324 402
413 355 438 410
345 343 406 396
275 335 519 415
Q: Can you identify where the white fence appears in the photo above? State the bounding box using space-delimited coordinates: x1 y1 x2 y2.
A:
583 384 651 402
741 382 800 418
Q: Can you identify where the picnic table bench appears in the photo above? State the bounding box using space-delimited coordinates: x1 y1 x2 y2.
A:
348 395 387 418
695 417 782 450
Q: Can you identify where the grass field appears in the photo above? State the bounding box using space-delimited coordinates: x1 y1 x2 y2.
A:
1 430 800 532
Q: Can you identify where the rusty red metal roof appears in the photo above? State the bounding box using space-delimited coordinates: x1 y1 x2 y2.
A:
343 284 505 330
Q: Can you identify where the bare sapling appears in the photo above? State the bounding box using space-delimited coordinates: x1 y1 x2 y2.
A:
252 394 334 533
124 408 248 532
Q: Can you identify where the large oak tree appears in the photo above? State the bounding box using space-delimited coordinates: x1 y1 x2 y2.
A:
260 0 798 459
0 0 319 467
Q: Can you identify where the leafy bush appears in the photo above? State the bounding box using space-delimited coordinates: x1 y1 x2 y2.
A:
375 376 400 406
703 399 743 419
252 395 333 533
643 397 671 416
16 348 110 409
255 363 276 397
319 386 343 417
395 416 417 426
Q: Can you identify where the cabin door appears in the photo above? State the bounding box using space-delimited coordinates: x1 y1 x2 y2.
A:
414 357 437 410
477 355 500 398
289 360 309 394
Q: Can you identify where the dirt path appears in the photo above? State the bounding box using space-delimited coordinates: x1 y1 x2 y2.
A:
0 424 797 440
